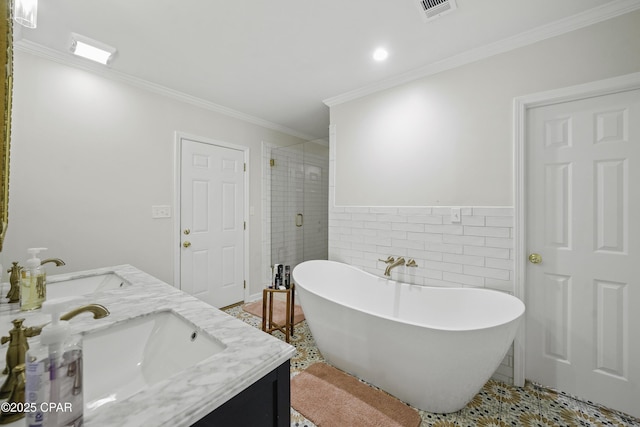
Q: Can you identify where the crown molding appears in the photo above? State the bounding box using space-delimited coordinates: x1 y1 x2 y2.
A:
14 39 315 142
323 0 640 107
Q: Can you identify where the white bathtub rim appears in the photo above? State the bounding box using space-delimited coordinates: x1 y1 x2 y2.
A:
293 259 525 332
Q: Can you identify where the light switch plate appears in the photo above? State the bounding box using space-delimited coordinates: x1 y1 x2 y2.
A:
450 207 461 223
152 205 171 219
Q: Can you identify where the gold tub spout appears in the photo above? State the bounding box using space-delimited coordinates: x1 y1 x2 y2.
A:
60 304 110 321
384 257 405 276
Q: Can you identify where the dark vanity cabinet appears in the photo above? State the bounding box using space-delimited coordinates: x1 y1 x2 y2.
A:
193 360 290 427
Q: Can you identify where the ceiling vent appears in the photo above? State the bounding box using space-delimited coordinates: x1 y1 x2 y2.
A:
417 0 457 21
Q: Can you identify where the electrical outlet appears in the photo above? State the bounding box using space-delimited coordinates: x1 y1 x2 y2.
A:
152 205 171 219
450 207 461 223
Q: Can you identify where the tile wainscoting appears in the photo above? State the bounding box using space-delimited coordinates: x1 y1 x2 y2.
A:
328 206 514 291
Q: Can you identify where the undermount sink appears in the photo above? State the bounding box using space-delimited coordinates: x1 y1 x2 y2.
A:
47 273 129 299
83 310 226 412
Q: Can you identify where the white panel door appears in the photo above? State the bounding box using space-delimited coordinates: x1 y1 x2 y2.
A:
525 89 640 417
180 138 245 308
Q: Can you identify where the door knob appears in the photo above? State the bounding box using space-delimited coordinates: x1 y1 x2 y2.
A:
183 229 191 235
183 241 191 248
528 253 542 264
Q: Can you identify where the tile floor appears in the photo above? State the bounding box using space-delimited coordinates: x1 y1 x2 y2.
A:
224 305 640 427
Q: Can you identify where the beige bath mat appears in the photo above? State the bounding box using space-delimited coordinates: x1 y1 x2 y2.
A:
242 299 305 325
291 362 421 427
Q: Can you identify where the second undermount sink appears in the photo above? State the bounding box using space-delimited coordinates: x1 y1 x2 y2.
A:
83 310 226 412
47 273 129 299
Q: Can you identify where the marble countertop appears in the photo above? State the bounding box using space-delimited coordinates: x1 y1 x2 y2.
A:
0 265 295 426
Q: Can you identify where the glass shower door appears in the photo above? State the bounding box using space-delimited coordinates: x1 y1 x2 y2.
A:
270 141 328 274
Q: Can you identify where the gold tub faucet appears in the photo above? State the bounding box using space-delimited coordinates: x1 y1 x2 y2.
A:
384 257 406 276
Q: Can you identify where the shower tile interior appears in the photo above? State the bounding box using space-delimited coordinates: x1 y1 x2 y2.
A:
224 305 640 427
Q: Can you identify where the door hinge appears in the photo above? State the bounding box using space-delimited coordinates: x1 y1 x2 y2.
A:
244 163 246 172
244 280 246 289
244 221 246 230
270 159 275 167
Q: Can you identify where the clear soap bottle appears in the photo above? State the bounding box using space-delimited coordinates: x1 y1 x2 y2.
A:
20 247 47 311
25 297 83 427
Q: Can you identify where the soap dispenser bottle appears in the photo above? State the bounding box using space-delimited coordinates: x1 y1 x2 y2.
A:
20 247 47 311
25 297 83 427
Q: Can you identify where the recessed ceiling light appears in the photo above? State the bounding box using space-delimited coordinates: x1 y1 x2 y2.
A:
373 48 388 62
69 33 117 65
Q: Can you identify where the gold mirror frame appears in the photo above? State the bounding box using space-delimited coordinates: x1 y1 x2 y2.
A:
0 0 12 252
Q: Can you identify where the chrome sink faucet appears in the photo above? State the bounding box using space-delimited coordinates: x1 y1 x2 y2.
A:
384 257 405 276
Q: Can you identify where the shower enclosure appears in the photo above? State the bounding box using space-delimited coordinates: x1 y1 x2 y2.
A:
270 141 328 276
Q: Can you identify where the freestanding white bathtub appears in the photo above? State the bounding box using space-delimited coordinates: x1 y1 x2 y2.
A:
292 260 525 413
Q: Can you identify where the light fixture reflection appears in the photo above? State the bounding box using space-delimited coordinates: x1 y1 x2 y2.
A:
70 33 117 65
14 0 38 28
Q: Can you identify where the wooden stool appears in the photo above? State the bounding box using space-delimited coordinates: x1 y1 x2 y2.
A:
261 284 295 343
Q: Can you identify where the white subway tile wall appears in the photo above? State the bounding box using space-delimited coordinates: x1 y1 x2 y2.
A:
328 205 514 290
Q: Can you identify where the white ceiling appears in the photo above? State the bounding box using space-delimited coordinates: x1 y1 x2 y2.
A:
15 0 636 140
